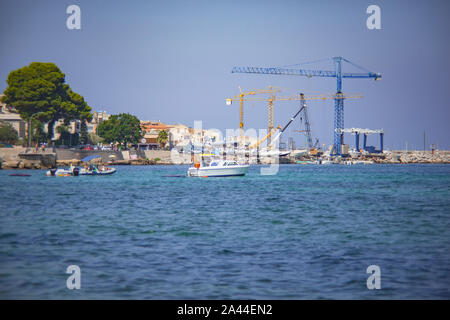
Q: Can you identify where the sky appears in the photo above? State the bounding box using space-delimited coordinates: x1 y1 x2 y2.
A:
1 0 449 150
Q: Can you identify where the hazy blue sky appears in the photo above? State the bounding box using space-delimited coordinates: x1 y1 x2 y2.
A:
1 0 449 149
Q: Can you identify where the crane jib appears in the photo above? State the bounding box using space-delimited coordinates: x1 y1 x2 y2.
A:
231 67 381 79
280 106 305 133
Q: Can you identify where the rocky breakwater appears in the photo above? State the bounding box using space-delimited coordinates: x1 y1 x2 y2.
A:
290 150 450 164
373 150 450 164
1 152 56 169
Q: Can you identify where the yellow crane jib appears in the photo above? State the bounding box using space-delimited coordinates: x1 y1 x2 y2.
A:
225 86 280 146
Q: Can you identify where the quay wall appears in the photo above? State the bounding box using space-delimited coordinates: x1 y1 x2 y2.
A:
0 147 56 169
55 149 125 162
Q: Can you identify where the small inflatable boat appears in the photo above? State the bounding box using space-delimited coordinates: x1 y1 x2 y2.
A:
46 166 80 176
79 165 116 175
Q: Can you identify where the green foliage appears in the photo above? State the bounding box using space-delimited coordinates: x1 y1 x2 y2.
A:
157 130 169 148
31 118 46 144
80 121 88 144
55 124 78 146
153 157 161 162
97 113 142 148
88 132 102 145
1 62 92 141
56 124 69 134
0 121 19 144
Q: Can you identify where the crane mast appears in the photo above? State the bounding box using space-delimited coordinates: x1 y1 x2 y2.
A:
299 94 314 150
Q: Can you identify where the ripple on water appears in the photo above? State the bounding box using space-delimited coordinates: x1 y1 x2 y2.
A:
0 164 449 299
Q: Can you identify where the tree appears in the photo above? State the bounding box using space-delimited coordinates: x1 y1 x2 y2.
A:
79 121 88 144
63 88 93 142
0 62 92 144
56 124 78 147
31 118 46 146
97 113 142 148
88 132 102 145
0 121 19 144
157 130 168 149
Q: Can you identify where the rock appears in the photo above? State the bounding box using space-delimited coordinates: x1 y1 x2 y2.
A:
23 162 33 169
2 161 19 169
41 154 56 168
115 160 131 165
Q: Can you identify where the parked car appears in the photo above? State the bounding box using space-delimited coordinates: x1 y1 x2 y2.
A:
83 145 93 151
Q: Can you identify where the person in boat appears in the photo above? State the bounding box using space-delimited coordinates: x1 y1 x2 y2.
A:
89 165 99 174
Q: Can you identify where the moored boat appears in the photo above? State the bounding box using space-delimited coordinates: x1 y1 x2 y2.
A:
79 165 116 175
46 164 116 176
187 160 249 177
46 166 78 176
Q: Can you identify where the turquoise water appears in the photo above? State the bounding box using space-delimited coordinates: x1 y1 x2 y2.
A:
0 164 449 299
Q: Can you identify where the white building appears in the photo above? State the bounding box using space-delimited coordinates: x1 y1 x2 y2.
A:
0 94 26 138
168 124 191 147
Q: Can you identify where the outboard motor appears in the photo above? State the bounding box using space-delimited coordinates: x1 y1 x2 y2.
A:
49 168 57 176
72 167 80 176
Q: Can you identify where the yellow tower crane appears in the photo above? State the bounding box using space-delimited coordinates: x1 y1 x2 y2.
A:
227 93 363 149
225 86 280 146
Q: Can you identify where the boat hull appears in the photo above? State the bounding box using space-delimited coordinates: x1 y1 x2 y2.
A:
187 166 248 177
46 169 72 176
79 168 116 175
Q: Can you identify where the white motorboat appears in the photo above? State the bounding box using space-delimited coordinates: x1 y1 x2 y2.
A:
187 160 249 177
46 164 79 176
46 165 116 176
79 165 116 175
249 149 290 157
344 160 375 165
290 149 308 158
45 168 73 176
320 160 335 165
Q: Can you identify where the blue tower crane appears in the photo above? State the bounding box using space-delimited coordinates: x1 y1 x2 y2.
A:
231 57 381 155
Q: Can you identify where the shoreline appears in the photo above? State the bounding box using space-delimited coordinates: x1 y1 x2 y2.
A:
1 148 450 169
1 159 450 170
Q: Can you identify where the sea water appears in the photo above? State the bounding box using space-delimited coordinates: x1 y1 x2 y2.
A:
0 164 449 299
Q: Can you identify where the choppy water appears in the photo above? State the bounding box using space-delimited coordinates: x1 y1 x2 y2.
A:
0 164 449 299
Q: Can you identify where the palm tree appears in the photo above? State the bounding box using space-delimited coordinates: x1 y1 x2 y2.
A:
157 130 168 149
